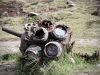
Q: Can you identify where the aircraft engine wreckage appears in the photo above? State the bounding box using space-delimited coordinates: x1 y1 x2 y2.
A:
2 20 71 66
2 20 99 66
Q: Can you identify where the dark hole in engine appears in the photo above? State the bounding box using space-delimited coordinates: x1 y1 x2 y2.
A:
35 29 45 38
42 20 52 27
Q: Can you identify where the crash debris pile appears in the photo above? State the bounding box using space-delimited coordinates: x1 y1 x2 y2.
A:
20 20 72 66
2 20 72 66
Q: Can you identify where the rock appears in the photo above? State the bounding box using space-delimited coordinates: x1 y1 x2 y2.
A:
70 57 75 64
97 64 100 67
2 12 8 17
16 12 20 15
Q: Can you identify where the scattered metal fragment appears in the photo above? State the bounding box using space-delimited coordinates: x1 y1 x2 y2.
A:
66 0 76 7
75 50 99 61
28 12 39 17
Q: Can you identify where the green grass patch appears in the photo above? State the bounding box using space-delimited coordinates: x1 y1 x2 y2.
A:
0 52 21 61
16 52 100 75
0 51 99 75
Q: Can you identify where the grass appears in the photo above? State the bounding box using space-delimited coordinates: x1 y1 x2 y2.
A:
0 49 99 75
0 52 21 61
0 0 100 75
16 51 100 75
1 0 100 40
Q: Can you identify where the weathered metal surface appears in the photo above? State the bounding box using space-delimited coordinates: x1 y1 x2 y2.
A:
44 41 62 58
2 27 22 37
52 25 68 40
33 27 48 42
2 20 72 66
75 50 99 60
24 45 41 66
66 0 76 7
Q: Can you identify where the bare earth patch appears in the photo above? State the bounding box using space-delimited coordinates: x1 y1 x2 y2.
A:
76 39 100 47
0 41 20 55
0 41 20 75
0 1 23 17
71 66 100 75
0 61 18 75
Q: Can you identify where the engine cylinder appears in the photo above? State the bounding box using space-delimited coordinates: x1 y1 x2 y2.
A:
44 42 62 58
33 27 48 42
52 25 68 40
24 45 42 66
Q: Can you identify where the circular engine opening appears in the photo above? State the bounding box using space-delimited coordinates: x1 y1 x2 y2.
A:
54 26 67 36
45 44 58 57
35 29 45 38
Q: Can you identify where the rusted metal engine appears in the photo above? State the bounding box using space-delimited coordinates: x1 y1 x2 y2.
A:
2 20 72 66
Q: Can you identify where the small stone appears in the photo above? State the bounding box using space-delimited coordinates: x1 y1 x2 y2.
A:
16 12 20 14
97 64 100 67
71 57 75 64
2 12 8 16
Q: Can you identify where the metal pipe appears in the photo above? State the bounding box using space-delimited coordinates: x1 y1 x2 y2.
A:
2 27 22 37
